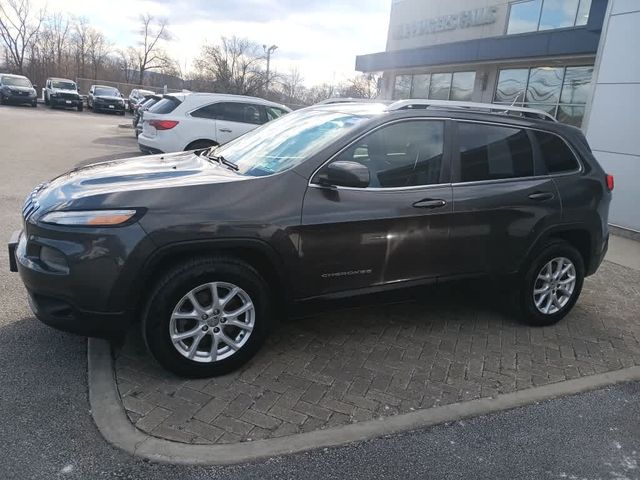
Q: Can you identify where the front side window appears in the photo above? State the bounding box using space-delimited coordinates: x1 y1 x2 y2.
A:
328 120 445 188
457 123 534 182
534 131 580 173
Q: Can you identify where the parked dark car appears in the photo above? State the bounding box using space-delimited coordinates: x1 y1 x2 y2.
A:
87 85 125 114
8 100 612 378
0 74 37 107
44 77 83 111
132 94 162 137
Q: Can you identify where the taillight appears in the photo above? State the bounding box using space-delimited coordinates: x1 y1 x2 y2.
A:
606 174 614 191
148 119 179 130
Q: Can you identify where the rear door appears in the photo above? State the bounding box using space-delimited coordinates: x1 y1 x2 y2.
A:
298 118 454 298
214 102 266 144
449 120 561 276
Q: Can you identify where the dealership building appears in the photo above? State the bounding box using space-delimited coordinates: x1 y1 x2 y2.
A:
356 0 640 233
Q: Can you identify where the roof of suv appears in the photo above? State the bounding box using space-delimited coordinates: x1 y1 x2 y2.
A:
175 92 290 110
306 99 571 132
1 73 29 79
47 77 75 82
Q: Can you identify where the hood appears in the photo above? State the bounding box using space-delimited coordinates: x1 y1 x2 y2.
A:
3 85 33 92
94 95 123 101
52 88 79 95
32 151 248 214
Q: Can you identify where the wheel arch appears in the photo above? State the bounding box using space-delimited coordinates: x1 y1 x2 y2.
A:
184 139 218 151
129 238 290 322
521 224 593 275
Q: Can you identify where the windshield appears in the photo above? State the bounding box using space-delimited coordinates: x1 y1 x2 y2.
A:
2 76 31 87
214 109 373 177
52 81 76 90
95 87 120 96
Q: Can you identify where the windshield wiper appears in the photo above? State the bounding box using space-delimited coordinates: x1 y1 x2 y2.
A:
206 152 239 171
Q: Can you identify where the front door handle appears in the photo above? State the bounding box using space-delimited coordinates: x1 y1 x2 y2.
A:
412 198 447 209
528 191 555 201
219 128 232 133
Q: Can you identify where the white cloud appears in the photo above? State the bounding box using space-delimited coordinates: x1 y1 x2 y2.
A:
34 0 390 85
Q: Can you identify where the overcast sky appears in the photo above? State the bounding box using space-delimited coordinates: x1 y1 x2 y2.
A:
34 0 390 85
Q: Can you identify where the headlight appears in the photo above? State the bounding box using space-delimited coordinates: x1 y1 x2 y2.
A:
40 210 137 226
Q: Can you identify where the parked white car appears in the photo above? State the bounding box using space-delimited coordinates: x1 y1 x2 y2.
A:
137 92 291 154
128 88 154 112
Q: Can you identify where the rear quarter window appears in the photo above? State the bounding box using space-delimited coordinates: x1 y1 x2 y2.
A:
534 131 580 173
149 97 182 114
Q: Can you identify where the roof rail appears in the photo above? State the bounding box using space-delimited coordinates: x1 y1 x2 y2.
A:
387 99 557 122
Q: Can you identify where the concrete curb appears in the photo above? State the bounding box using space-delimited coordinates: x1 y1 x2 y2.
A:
88 337 640 465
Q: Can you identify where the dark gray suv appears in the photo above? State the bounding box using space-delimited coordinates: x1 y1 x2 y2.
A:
8 100 613 377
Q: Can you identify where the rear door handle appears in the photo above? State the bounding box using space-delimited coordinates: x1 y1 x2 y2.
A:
219 128 232 133
412 198 447 209
528 192 555 201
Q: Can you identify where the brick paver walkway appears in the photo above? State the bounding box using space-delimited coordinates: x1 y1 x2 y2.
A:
114 261 640 444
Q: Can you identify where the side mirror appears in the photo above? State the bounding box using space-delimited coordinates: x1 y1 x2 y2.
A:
316 161 370 188
32 84 37 90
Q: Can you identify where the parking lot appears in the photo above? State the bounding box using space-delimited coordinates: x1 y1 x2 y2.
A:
1 105 640 462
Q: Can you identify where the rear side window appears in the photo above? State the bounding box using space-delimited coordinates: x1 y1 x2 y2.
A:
457 123 534 182
149 97 181 114
534 131 580 173
192 102 266 125
266 106 288 121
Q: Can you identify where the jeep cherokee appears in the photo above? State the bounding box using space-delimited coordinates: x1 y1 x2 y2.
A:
8 100 612 377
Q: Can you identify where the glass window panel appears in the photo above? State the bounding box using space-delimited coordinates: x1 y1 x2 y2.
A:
525 103 558 118
429 73 452 100
557 105 585 127
458 123 534 182
507 0 542 34
411 74 430 98
450 72 476 101
393 75 412 100
575 0 592 26
526 67 563 104
334 120 445 188
560 66 593 104
534 131 580 173
495 69 529 103
539 0 580 30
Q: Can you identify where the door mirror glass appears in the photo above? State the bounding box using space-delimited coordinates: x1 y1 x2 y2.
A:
317 161 370 188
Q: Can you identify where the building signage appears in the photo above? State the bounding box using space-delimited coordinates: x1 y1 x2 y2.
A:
393 7 498 40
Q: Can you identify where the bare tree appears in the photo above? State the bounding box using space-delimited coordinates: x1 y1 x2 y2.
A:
134 14 171 85
71 17 90 78
194 36 266 95
86 28 110 80
0 0 45 73
340 73 381 99
50 12 70 77
279 67 304 103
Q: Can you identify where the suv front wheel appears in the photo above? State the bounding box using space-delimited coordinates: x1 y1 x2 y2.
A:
142 257 272 377
519 240 585 326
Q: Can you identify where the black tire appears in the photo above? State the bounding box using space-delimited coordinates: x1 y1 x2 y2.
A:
77 104 83 112
142 256 272 378
31 100 37 107
185 140 215 151
44 94 50 106
519 240 584 326
0 95 5 105
119 110 125 116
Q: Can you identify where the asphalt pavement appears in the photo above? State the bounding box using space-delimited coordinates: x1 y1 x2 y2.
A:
0 105 638 480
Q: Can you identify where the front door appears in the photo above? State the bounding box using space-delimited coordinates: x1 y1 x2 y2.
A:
297 119 454 298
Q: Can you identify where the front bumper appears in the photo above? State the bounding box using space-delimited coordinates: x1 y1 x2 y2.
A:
94 102 125 112
2 93 36 104
8 221 154 337
50 96 82 108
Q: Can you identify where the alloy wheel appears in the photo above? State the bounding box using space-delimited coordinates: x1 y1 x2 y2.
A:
169 282 255 363
533 257 577 315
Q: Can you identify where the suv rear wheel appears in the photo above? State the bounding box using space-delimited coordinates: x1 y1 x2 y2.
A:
519 240 585 326
142 257 271 377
